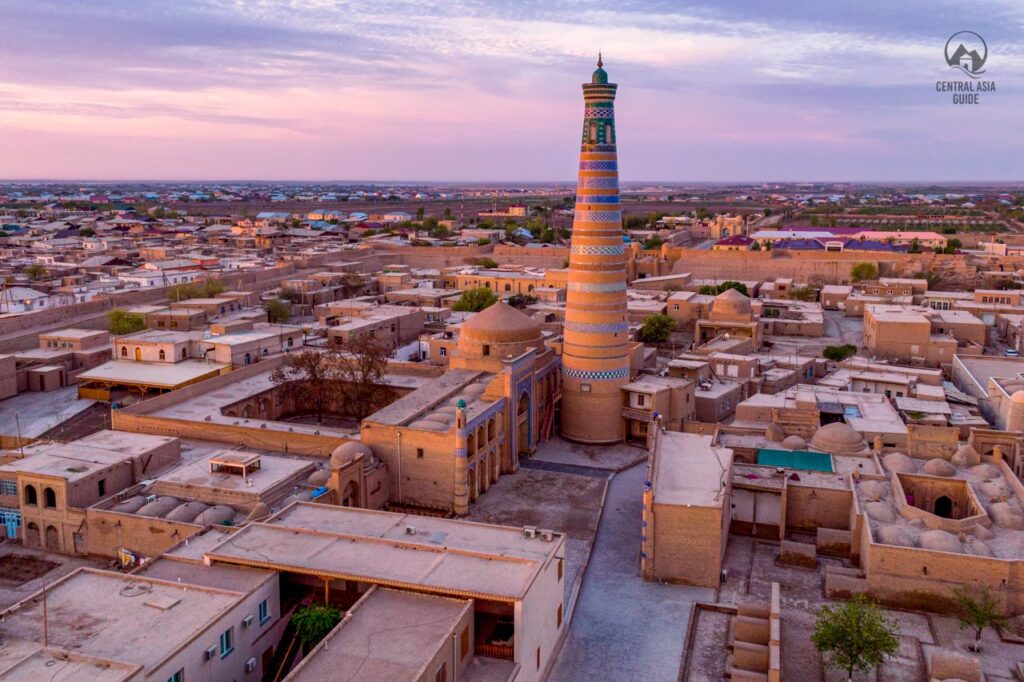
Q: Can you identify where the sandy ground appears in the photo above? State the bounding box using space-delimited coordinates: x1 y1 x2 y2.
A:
0 386 97 439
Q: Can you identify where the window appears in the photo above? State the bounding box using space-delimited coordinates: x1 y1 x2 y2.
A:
24 485 37 506
636 394 646 407
97 479 106 497
43 487 57 509
219 626 234 658
417 448 424 459
181 348 187 359
258 598 270 624
159 349 166 360
167 670 184 682
0 480 16 496
439 347 447 357
121 346 128 357
482 344 490 356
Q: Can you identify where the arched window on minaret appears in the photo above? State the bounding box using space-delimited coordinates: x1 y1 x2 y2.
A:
589 123 597 144
607 122 615 144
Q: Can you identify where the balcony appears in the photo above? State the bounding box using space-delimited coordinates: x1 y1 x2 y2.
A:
622 406 654 422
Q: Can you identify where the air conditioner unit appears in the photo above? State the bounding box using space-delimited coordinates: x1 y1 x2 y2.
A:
539 529 555 542
245 657 257 673
523 526 537 539
144 494 158 504
405 525 417 535
242 614 254 628
204 645 217 661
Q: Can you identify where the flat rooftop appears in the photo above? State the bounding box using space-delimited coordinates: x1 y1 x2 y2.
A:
0 568 244 674
205 502 563 601
153 450 314 496
78 359 228 388
652 432 733 508
0 441 141 482
0 646 141 681
285 588 471 682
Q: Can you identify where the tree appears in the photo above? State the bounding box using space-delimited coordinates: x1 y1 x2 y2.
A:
850 262 878 282
416 206 425 221
79 227 95 237
475 258 499 269
477 238 491 246
694 206 713 220
507 294 538 309
291 604 342 652
953 584 1007 652
270 349 341 425
718 281 749 296
642 236 664 250
789 286 817 302
453 287 498 312
265 299 291 323
332 335 394 422
823 344 857 362
812 594 900 681
640 314 676 343
750 241 761 251
24 264 48 281
108 309 145 336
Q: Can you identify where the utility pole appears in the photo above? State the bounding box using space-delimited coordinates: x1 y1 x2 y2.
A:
15 412 24 458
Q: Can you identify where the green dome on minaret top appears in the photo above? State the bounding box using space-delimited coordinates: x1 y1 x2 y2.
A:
591 53 608 84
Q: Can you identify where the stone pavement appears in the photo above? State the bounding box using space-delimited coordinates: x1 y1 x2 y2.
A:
548 463 713 682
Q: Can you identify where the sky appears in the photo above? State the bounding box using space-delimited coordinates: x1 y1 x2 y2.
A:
0 0 1022 182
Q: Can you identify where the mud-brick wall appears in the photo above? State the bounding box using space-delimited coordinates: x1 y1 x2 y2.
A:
85 508 203 558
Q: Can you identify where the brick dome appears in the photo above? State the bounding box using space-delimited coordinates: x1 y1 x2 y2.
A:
711 287 752 317
809 421 867 455
460 302 542 344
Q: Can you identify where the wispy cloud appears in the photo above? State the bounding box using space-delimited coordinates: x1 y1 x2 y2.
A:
0 0 1021 180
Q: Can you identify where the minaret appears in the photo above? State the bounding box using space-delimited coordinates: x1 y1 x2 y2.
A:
560 55 631 444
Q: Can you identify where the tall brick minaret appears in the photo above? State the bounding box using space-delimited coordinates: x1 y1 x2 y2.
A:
560 55 631 444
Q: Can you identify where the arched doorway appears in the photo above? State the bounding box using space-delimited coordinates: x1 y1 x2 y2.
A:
934 496 953 518
45 525 59 550
134 347 142 361
341 481 359 507
517 392 531 455
25 522 40 547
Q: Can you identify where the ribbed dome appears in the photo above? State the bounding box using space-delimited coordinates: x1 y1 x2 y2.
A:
330 441 373 468
460 301 542 344
809 421 866 455
712 287 752 317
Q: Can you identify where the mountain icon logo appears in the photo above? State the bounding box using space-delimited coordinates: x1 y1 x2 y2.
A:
945 31 987 78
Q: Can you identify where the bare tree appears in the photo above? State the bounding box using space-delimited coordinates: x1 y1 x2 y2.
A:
270 337 393 425
270 349 340 425
334 335 393 421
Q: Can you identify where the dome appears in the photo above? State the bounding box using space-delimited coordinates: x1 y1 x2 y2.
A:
809 422 867 455
246 502 270 522
919 529 962 554
781 435 806 451
460 301 542 345
989 502 1024 529
922 458 956 477
112 495 148 514
969 463 1000 480
951 443 980 467
965 537 993 557
307 470 331 486
979 480 1010 500
711 287 752 317
165 501 209 523
330 441 374 468
876 524 915 547
859 480 888 502
409 419 450 432
865 501 896 523
1012 390 1024 404
194 505 236 526
882 452 916 473
137 496 181 518
764 423 785 442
